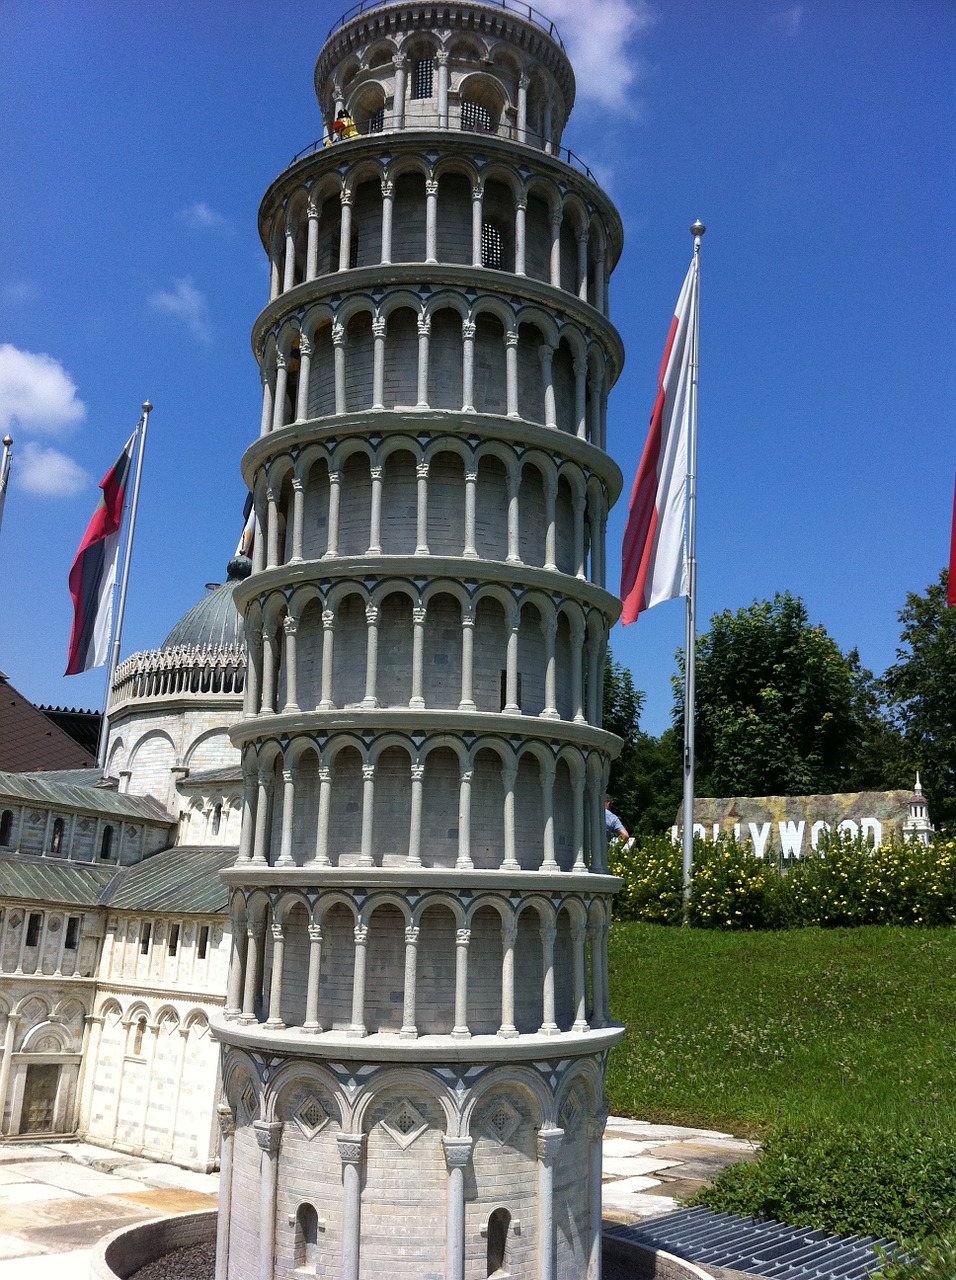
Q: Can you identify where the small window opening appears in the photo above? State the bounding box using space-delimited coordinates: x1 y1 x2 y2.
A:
487 1207 511 1277
368 106 385 133
25 912 42 947
481 220 503 270
50 817 64 855
140 922 152 955
65 916 80 950
132 1016 147 1057
211 804 222 837
168 923 181 956
198 925 210 960
100 825 113 860
295 1203 319 1268
462 100 492 133
413 58 434 99
0 810 13 846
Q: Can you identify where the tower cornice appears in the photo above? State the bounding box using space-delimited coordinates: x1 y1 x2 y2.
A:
240 411 624 506
249 260 626 381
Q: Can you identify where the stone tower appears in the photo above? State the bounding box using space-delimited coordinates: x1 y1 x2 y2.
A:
214 3 625 1276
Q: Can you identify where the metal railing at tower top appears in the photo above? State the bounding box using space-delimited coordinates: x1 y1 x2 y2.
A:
290 121 594 180
327 0 565 51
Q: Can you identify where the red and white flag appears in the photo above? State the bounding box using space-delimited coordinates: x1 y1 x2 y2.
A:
948 471 955 607
65 433 136 675
620 258 699 624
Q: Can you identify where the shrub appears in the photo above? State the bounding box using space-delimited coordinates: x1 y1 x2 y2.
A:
880 1224 956 1278
608 834 683 924
692 1124 956 1245
608 834 956 931
688 839 775 929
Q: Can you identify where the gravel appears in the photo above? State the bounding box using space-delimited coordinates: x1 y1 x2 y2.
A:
130 1242 216 1280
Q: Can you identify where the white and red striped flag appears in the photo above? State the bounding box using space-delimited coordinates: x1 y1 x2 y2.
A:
620 257 699 623
65 433 135 675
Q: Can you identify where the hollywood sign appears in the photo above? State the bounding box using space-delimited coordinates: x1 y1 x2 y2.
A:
669 817 883 859
669 790 922 860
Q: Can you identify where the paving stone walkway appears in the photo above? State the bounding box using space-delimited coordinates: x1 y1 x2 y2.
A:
0 1120 757 1278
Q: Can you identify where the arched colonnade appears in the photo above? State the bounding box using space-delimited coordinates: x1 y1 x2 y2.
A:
224 886 612 1040
234 732 612 878
249 436 611 589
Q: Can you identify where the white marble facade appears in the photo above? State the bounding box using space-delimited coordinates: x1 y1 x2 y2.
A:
215 5 625 1278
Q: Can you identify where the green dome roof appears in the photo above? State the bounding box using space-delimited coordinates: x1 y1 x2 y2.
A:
160 560 249 651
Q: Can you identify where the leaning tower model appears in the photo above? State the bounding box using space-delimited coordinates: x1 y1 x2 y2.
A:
214 3 625 1277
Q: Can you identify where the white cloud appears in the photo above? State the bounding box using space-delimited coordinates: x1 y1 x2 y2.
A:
178 201 229 231
0 281 37 305
17 441 90 498
149 276 212 344
0 345 86 434
772 5 804 37
534 0 657 112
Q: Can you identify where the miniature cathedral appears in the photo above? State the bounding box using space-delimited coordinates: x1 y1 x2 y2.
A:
213 3 626 1278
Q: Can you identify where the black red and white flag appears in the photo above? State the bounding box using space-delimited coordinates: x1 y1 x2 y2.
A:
65 433 135 675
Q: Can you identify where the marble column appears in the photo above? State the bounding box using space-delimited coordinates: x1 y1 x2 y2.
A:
253 1120 282 1280
442 1136 473 1280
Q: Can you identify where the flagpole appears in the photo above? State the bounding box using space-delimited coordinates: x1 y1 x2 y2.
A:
95 401 153 769
0 435 12 540
681 221 705 923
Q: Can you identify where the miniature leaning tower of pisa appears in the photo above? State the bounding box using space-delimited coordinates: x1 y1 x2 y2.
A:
214 3 625 1276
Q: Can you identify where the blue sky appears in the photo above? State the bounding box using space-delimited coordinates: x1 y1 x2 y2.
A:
1 0 953 736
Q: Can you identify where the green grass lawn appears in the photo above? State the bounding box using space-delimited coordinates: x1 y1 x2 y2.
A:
606 923 956 1138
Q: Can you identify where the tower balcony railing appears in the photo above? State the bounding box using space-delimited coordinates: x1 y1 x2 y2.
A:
327 0 565 50
110 644 246 708
289 122 594 183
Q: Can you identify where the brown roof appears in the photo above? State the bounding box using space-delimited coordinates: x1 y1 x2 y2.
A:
0 673 97 772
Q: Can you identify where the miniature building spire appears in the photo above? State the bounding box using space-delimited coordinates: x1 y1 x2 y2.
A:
214 5 626 1275
902 772 934 846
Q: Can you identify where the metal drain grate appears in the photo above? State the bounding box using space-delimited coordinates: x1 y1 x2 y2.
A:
604 1206 910 1279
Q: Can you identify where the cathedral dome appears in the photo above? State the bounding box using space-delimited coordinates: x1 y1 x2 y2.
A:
161 560 249 651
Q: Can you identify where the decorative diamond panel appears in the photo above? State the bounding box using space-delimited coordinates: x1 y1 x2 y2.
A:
560 1091 581 1132
487 1098 520 1146
382 1098 427 1150
293 1095 330 1140
240 1083 257 1124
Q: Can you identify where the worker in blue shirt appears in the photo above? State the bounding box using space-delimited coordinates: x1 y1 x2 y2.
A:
605 795 629 844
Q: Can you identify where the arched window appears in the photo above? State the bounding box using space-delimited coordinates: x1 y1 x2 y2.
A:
413 58 433 99
481 221 503 270
295 1203 319 1268
100 825 113 860
487 1207 511 1277
462 100 492 133
50 817 64 855
132 1016 147 1056
0 810 12 846
212 804 222 837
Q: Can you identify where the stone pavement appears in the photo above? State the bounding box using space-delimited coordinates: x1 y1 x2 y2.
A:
0 1120 756 1278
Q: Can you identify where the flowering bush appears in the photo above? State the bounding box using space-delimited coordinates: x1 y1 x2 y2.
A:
608 834 956 930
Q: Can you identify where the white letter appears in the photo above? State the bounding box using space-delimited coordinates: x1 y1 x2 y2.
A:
670 825 679 844
733 823 741 843
810 820 830 850
837 819 859 840
693 824 707 840
861 818 882 847
778 820 805 859
749 822 772 859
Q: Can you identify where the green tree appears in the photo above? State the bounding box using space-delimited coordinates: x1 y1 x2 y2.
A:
675 593 891 797
883 570 956 830
603 654 682 836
